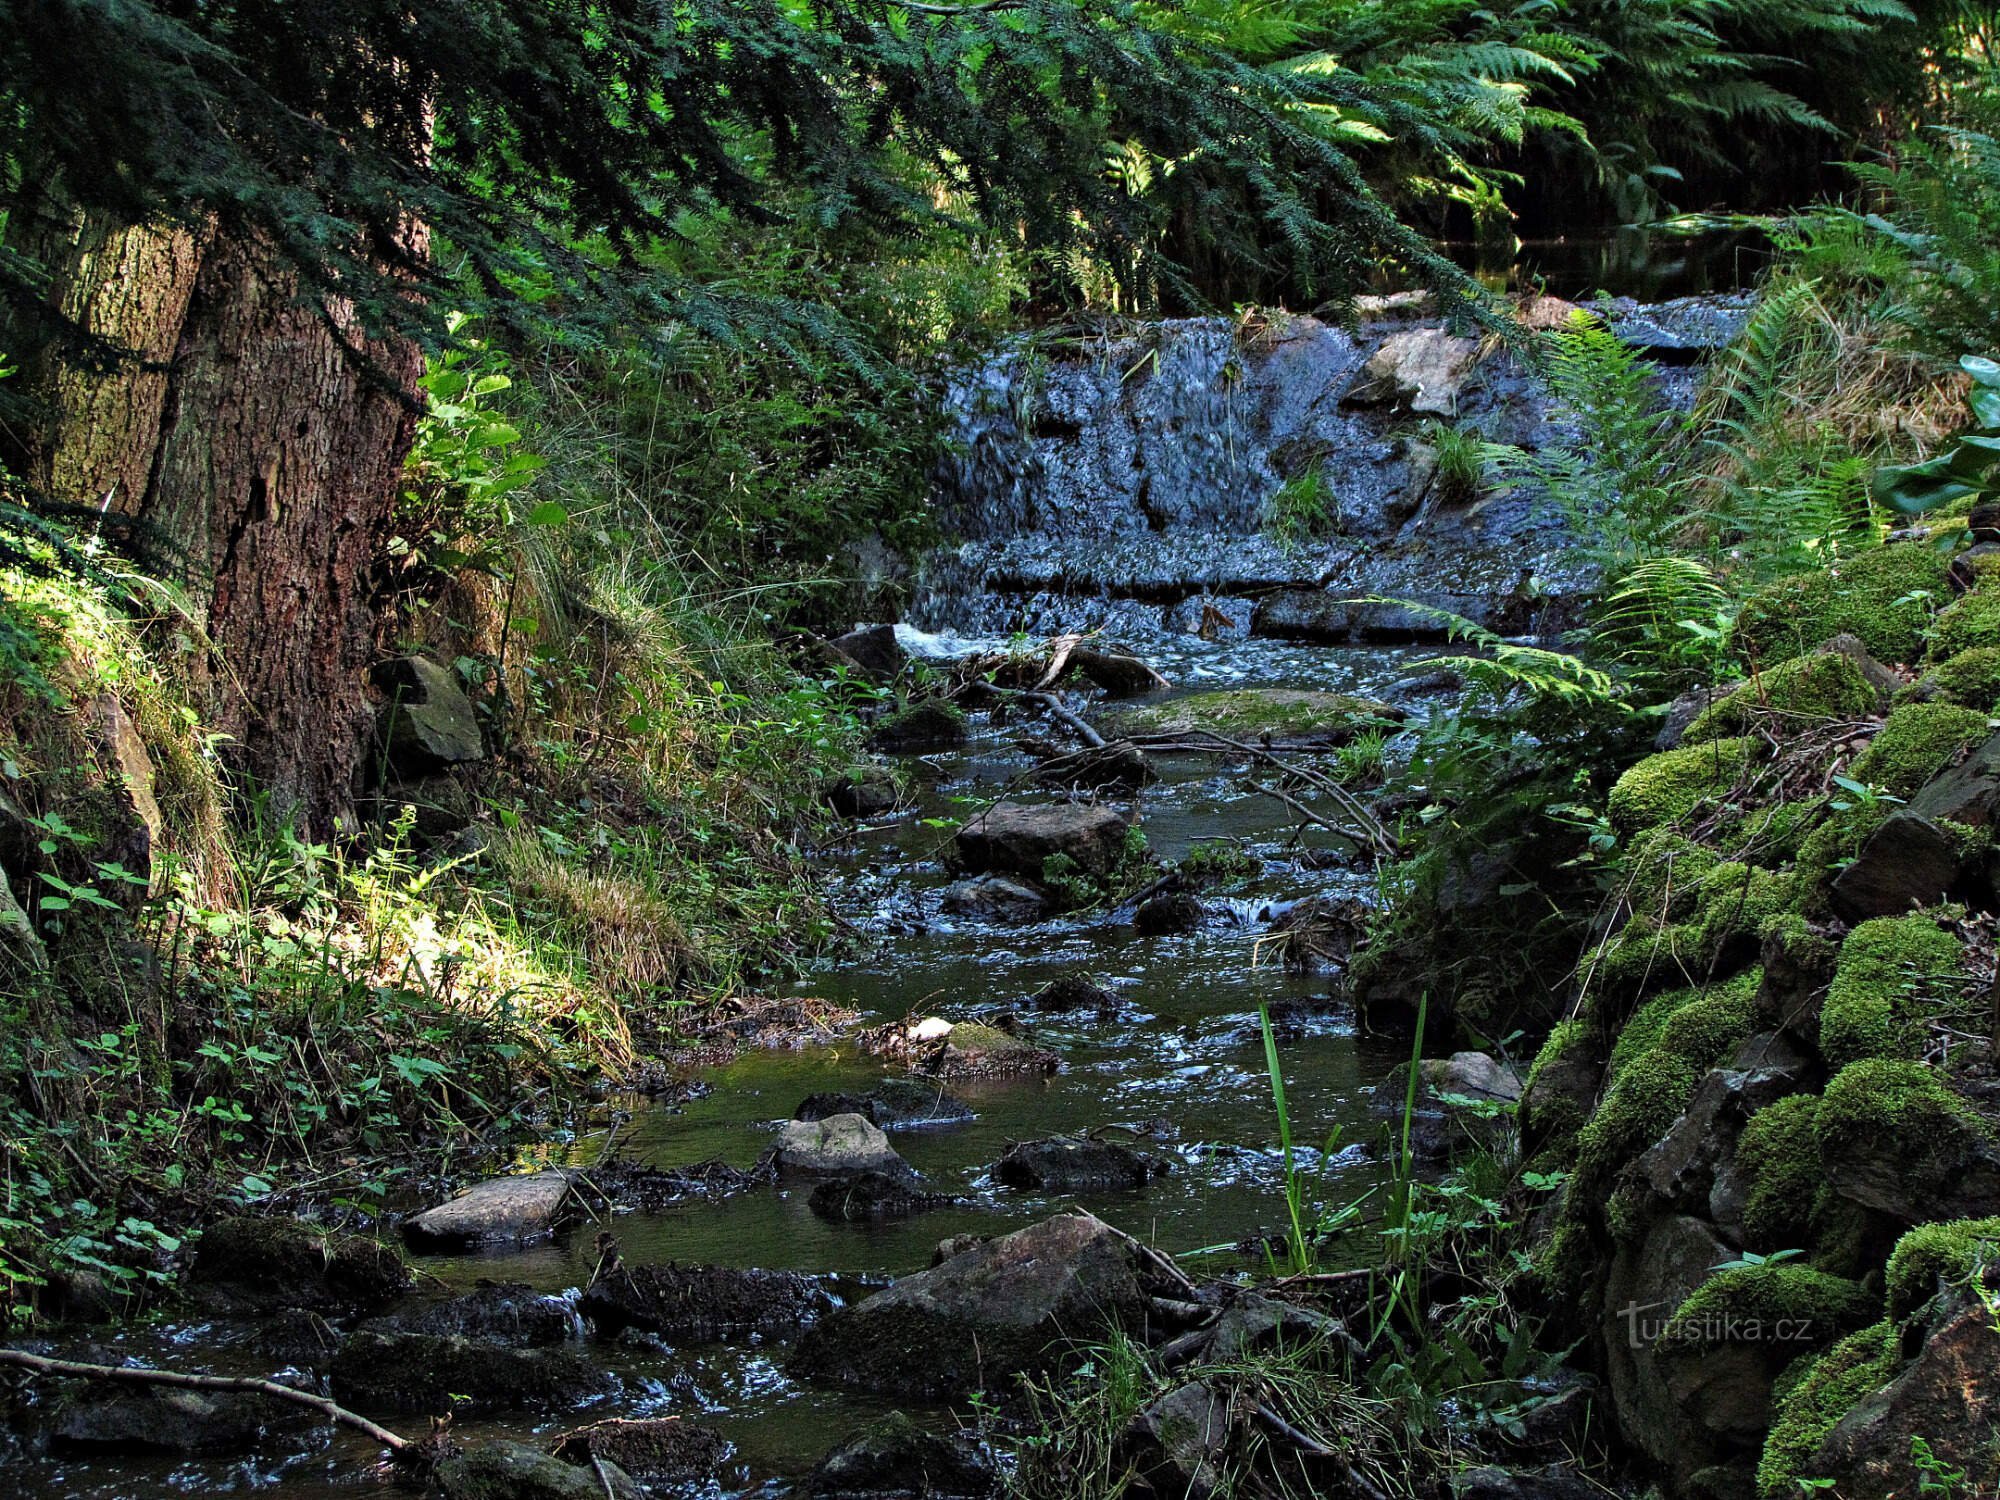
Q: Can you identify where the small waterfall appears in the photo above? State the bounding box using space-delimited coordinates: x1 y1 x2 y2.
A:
911 298 1751 648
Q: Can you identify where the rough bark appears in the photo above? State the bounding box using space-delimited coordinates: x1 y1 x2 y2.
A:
139 228 425 828
4 207 207 512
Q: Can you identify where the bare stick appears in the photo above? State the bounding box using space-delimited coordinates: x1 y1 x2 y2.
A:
0 1348 412 1456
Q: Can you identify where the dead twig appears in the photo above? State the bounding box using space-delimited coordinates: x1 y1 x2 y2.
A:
0 1347 412 1457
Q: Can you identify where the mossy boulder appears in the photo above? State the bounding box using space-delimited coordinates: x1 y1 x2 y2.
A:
1732 545 1947 666
1885 1216 2000 1320
1817 1058 2000 1222
1755 1321 1899 1499
870 699 969 752
1928 588 2000 661
1735 1093 1822 1251
1682 650 1882 746
1656 1264 1875 1449
1607 737 1758 832
1849 702 1991 798
191 1216 409 1313
1819 912 1968 1070
1105 687 1402 744
432 1441 641 1500
1522 1019 1599 1163
1573 972 1761 1217
1900 645 2000 710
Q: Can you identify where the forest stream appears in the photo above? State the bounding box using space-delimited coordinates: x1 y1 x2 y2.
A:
8 289 1752 1500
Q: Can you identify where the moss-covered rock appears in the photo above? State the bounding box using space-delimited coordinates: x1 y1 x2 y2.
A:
1663 1263 1874 1352
1737 1093 1822 1251
1574 972 1761 1218
1848 702 1991 798
1683 651 1882 745
1522 1018 1598 1164
1884 1216 2000 1321
1928 588 2000 661
191 1216 409 1313
870 699 968 752
1732 545 1947 667
1900 645 2000 711
1607 737 1759 833
1755 1322 1899 1499
1817 1058 2000 1222
1104 687 1401 743
1819 912 1968 1070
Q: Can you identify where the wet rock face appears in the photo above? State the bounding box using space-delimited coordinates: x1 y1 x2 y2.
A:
1602 1215 1736 1483
403 1170 577 1250
331 1331 613 1415
364 1282 580 1347
992 1136 1171 1193
773 1113 914 1179
954 801 1132 879
809 1171 960 1221
48 1385 321 1456
190 1216 409 1314
548 1416 731 1482
802 1411 998 1500
1133 891 1203 935
827 763 901 819
580 1264 840 1342
431 1440 641 1500
791 1212 1160 1399
940 874 1050 923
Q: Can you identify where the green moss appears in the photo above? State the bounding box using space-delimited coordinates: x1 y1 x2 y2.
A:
1523 1018 1595 1158
1690 862 1796 958
1820 913 1968 1070
869 698 968 751
1884 1216 2000 1320
1737 1094 1823 1251
1928 589 2000 661
1683 651 1881 746
1817 1058 1998 1207
1732 544 1948 666
1107 688 1397 742
1721 801 1820 864
1900 645 2000 711
1792 804 1889 920
1662 1263 1873 1353
1756 1322 1899 1499
1607 737 1759 833
1848 701 1991 797
1624 829 1722 925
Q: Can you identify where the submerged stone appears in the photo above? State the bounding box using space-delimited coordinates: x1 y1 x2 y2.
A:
580 1263 840 1341
992 1136 1170 1193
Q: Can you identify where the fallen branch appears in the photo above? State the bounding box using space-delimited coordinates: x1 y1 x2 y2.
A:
1252 1401 1392 1500
0 1348 412 1457
999 687 1106 748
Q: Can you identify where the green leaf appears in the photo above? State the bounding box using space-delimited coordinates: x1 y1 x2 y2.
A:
526 501 569 527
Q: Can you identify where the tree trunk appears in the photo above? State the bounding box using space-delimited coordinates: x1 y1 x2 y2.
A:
11 215 425 832
3 208 207 512
140 229 425 829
